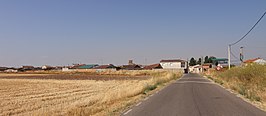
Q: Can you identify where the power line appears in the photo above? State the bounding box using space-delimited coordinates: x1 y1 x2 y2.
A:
230 47 240 60
230 51 239 61
230 11 266 46
230 49 238 60
228 10 266 69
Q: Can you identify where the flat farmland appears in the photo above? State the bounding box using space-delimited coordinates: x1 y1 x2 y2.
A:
0 71 181 116
0 74 149 80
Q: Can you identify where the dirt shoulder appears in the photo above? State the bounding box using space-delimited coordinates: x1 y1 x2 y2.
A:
202 68 266 112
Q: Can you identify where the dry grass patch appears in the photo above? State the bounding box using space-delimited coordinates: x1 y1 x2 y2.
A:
0 74 50 77
205 64 266 111
0 70 181 116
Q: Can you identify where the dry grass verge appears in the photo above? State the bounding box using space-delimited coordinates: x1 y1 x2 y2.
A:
0 70 182 116
204 64 266 111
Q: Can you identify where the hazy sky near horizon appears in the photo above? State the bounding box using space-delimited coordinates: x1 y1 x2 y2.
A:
0 0 266 67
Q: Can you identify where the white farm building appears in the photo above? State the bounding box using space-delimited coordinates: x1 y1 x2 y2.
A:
160 59 187 70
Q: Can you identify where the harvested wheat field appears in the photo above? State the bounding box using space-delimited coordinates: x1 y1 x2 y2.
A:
0 70 181 116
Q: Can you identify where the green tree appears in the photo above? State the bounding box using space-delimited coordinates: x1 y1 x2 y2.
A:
189 57 197 66
208 56 216 64
204 56 209 63
197 58 202 65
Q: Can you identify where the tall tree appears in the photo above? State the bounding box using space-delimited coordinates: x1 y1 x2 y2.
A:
197 58 202 65
208 56 216 64
189 57 197 66
204 56 209 63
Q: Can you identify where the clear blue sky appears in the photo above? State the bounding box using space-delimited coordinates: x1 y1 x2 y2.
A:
0 0 266 67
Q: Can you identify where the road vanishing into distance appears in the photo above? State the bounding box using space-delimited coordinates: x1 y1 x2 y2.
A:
123 73 266 116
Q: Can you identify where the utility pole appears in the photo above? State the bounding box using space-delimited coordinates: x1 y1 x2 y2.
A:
240 47 244 63
227 11 266 69
201 56 204 73
228 45 231 70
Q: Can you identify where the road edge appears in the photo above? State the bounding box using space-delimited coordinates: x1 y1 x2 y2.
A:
121 74 186 115
202 75 266 112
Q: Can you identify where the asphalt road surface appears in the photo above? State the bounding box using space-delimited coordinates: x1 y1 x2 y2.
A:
123 73 266 116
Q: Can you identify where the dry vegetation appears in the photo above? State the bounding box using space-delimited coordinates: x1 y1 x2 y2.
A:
0 74 50 77
0 70 182 116
205 64 266 111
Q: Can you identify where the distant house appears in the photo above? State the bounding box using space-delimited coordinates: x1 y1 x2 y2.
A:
189 65 201 73
93 64 118 71
189 63 212 73
71 64 86 69
41 65 55 70
0 67 8 72
121 64 142 70
143 64 163 70
22 66 35 71
76 64 99 69
4 69 18 73
160 59 187 70
34 67 42 71
55 66 63 70
244 58 266 65
202 63 212 70
61 64 99 71
128 60 135 65
62 67 70 72
119 60 142 70
211 58 228 67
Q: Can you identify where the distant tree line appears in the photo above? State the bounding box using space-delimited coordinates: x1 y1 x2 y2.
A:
189 56 216 66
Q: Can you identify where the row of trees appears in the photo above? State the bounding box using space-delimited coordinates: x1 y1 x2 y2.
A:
189 56 216 66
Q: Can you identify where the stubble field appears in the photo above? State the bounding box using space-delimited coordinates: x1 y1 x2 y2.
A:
0 70 181 116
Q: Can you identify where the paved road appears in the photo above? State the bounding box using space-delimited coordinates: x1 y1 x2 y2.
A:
123 73 266 116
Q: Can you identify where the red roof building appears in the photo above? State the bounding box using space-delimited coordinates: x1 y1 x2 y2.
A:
121 64 142 70
244 58 266 65
143 64 163 70
244 58 260 63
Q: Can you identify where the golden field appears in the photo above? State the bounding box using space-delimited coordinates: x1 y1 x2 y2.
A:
0 70 181 116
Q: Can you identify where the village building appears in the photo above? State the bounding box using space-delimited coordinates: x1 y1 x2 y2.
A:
21 66 35 71
70 64 86 69
128 60 135 65
41 65 55 70
0 67 8 72
244 58 266 65
93 64 118 71
4 69 18 73
211 58 228 67
62 67 70 72
120 60 142 70
54 66 63 70
143 64 163 70
160 59 187 70
202 63 212 71
76 64 99 69
121 64 142 70
189 65 201 73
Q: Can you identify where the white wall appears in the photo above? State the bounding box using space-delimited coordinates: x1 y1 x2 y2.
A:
160 62 187 69
254 59 266 65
